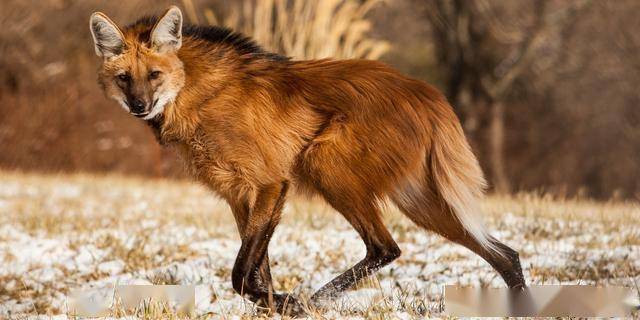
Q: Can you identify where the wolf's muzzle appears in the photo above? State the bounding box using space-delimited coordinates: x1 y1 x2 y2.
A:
130 98 147 114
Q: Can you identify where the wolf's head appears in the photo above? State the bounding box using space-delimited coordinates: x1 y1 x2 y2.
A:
90 6 185 120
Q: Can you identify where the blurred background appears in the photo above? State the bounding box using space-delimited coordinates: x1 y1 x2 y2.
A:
0 0 638 199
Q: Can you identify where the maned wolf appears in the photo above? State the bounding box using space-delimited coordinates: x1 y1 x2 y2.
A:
90 6 525 314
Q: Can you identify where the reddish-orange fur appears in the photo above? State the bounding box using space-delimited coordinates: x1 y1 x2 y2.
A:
91 7 525 315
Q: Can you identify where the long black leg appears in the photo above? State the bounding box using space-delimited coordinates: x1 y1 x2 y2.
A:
311 201 401 303
229 181 304 315
229 199 274 291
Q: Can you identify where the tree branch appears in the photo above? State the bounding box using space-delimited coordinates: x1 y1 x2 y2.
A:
482 0 592 99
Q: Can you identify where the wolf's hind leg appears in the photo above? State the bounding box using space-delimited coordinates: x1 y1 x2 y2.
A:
391 178 526 289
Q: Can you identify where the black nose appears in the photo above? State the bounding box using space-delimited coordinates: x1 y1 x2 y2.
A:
131 98 146 113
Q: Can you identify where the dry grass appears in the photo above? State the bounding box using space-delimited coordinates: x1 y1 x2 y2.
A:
0 170 639 318
484 192 640 223
185 0 390 60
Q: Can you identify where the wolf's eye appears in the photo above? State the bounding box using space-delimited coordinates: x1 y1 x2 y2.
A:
117 73 130 82
149 70 162 80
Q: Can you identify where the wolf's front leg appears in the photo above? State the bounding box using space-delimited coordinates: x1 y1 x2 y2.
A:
229 199 274 289
229 181 304 315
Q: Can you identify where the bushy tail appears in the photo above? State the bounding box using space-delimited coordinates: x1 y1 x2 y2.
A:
430 114 501 255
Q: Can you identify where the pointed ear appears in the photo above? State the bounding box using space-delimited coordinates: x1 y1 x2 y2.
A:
150 6 183 53
90 12 126 58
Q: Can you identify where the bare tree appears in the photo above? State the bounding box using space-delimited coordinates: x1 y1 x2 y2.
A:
421 0 591 193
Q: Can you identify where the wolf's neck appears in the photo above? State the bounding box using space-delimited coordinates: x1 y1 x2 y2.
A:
145 114 165 144
159 39 289 142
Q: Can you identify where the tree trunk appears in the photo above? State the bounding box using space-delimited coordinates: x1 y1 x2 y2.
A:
489 101 510 193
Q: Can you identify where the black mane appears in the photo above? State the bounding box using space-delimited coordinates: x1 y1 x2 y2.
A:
127 16 288 61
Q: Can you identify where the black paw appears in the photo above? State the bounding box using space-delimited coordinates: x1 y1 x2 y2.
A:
256 293 307 317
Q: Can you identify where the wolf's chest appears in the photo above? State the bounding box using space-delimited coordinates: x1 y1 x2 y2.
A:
174 135 248 197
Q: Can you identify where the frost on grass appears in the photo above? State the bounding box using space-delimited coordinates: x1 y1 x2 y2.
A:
0 171 639 319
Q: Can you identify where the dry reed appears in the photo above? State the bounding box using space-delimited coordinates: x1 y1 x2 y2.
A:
183 0 390 60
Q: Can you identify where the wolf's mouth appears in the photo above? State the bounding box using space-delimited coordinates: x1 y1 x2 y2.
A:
132 99 158 118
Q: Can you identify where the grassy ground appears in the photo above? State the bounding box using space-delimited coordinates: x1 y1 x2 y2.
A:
0 170 639 319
